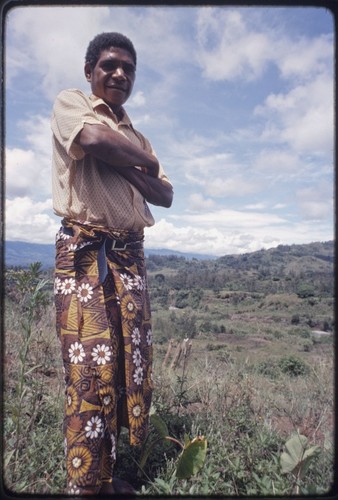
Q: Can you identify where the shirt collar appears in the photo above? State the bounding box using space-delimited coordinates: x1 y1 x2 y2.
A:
89 94 132 126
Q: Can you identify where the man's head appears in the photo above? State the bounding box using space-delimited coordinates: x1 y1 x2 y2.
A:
84 33 137 114
85 32 137 70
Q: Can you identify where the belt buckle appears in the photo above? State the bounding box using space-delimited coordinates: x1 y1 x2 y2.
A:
111 239 127 251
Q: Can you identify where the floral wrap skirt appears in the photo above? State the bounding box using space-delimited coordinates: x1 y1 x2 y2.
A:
54 219 153 493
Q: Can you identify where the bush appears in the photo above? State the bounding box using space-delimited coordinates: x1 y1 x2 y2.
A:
278 355 309 377
256 359 280 379
291 314 300 324
297 284 315 298
290 326 311 339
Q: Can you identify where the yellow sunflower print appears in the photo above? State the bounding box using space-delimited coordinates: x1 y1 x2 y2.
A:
65 386 79 416
127 392 146 428
120 295 137 320
98 385 116 415
67 445 92 481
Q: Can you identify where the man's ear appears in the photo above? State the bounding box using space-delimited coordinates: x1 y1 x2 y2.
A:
84 63 92 82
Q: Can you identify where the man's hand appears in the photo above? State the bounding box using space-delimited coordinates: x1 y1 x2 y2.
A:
113 165 173 208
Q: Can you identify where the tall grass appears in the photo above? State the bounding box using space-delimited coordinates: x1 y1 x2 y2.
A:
3 265 335 496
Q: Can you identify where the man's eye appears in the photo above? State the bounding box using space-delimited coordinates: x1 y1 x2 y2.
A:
123 64 136 74
102 62 135 75
103 62 117 71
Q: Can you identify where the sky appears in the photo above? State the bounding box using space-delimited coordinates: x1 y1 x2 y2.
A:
4 4 335 257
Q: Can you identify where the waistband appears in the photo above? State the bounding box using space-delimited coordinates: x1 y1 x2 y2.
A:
60 218 144 283
61 218 144 244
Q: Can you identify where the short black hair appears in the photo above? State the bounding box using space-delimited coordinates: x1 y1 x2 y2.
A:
85 32 137 69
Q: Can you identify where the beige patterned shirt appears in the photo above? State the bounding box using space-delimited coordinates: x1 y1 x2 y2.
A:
51 89 170 231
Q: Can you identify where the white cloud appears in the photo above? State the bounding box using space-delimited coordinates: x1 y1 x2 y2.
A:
277 34 333 80
6 6 112 99
145 212 333 256
244 203 266 210
6 115 52 199
253 149 304 174
5 197 59 243
176 208 287 229
296 183 333 221
195 7 333 85
196 8 273 81
204 176 259 198
128 91 146 108
255 74 334 153
5 6 191 103
188 193 216 211
6 148 39 197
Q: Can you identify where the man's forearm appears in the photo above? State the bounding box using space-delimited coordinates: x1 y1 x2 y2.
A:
114 166 173 208
76 123 159 177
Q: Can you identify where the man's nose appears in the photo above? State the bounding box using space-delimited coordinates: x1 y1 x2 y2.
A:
112 66 126 79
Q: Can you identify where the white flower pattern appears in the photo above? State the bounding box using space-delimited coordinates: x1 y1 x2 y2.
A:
85 416 103 439
131 328 141 345
120 273 134 290
54 277 62 294
133 275 144 290
132 348 142 367
60 278 76 295
68 342 85 364
91 344 112 365
68 481 80 495
133 367 143 385
77 283 94 303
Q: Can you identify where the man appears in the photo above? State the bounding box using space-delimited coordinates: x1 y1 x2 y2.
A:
51 32 173 495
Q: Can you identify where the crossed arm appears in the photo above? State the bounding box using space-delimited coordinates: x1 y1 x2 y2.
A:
76 123 173 208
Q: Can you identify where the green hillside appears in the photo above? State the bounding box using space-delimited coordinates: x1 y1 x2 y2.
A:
3 241 334 495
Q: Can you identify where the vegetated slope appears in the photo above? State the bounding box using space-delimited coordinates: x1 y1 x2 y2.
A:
217 241 333 271
146 241 334 298
146 240 334 347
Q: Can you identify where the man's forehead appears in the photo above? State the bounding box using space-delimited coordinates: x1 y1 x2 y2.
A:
99 47 135 62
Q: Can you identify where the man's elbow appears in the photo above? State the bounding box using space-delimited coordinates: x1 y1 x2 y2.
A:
154 187 173 208
75 124 107 153
163 187 173 208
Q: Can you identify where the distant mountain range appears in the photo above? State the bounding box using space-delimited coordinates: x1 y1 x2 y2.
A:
4 240 215 269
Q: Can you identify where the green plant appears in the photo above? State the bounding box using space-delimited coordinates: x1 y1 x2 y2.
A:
256 359 280 379
278 355 309 377
5 263 51 487
280 433 321 494
137 410 207 481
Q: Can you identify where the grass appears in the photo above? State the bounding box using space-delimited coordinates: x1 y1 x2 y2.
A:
3 264 335 496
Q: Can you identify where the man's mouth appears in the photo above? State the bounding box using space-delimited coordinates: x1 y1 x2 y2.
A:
106 85 126 91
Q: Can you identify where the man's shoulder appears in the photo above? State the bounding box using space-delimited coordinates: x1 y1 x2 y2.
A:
56 88 89 99
53 89 96 116
54 88 90 104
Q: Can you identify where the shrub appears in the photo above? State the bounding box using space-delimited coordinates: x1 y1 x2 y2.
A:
256 359 280 379
278 355 309 377
291 314 300 324
290 326 311 339
297 284 315 298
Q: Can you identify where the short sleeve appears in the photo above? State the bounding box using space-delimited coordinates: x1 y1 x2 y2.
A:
51 89 103 160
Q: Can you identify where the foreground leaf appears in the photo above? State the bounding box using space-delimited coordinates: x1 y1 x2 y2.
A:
280 434 308 473
176 436 207 479
150 413 169 439
299 445 321 479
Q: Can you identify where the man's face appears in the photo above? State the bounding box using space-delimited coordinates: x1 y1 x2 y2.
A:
85 47 136 112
